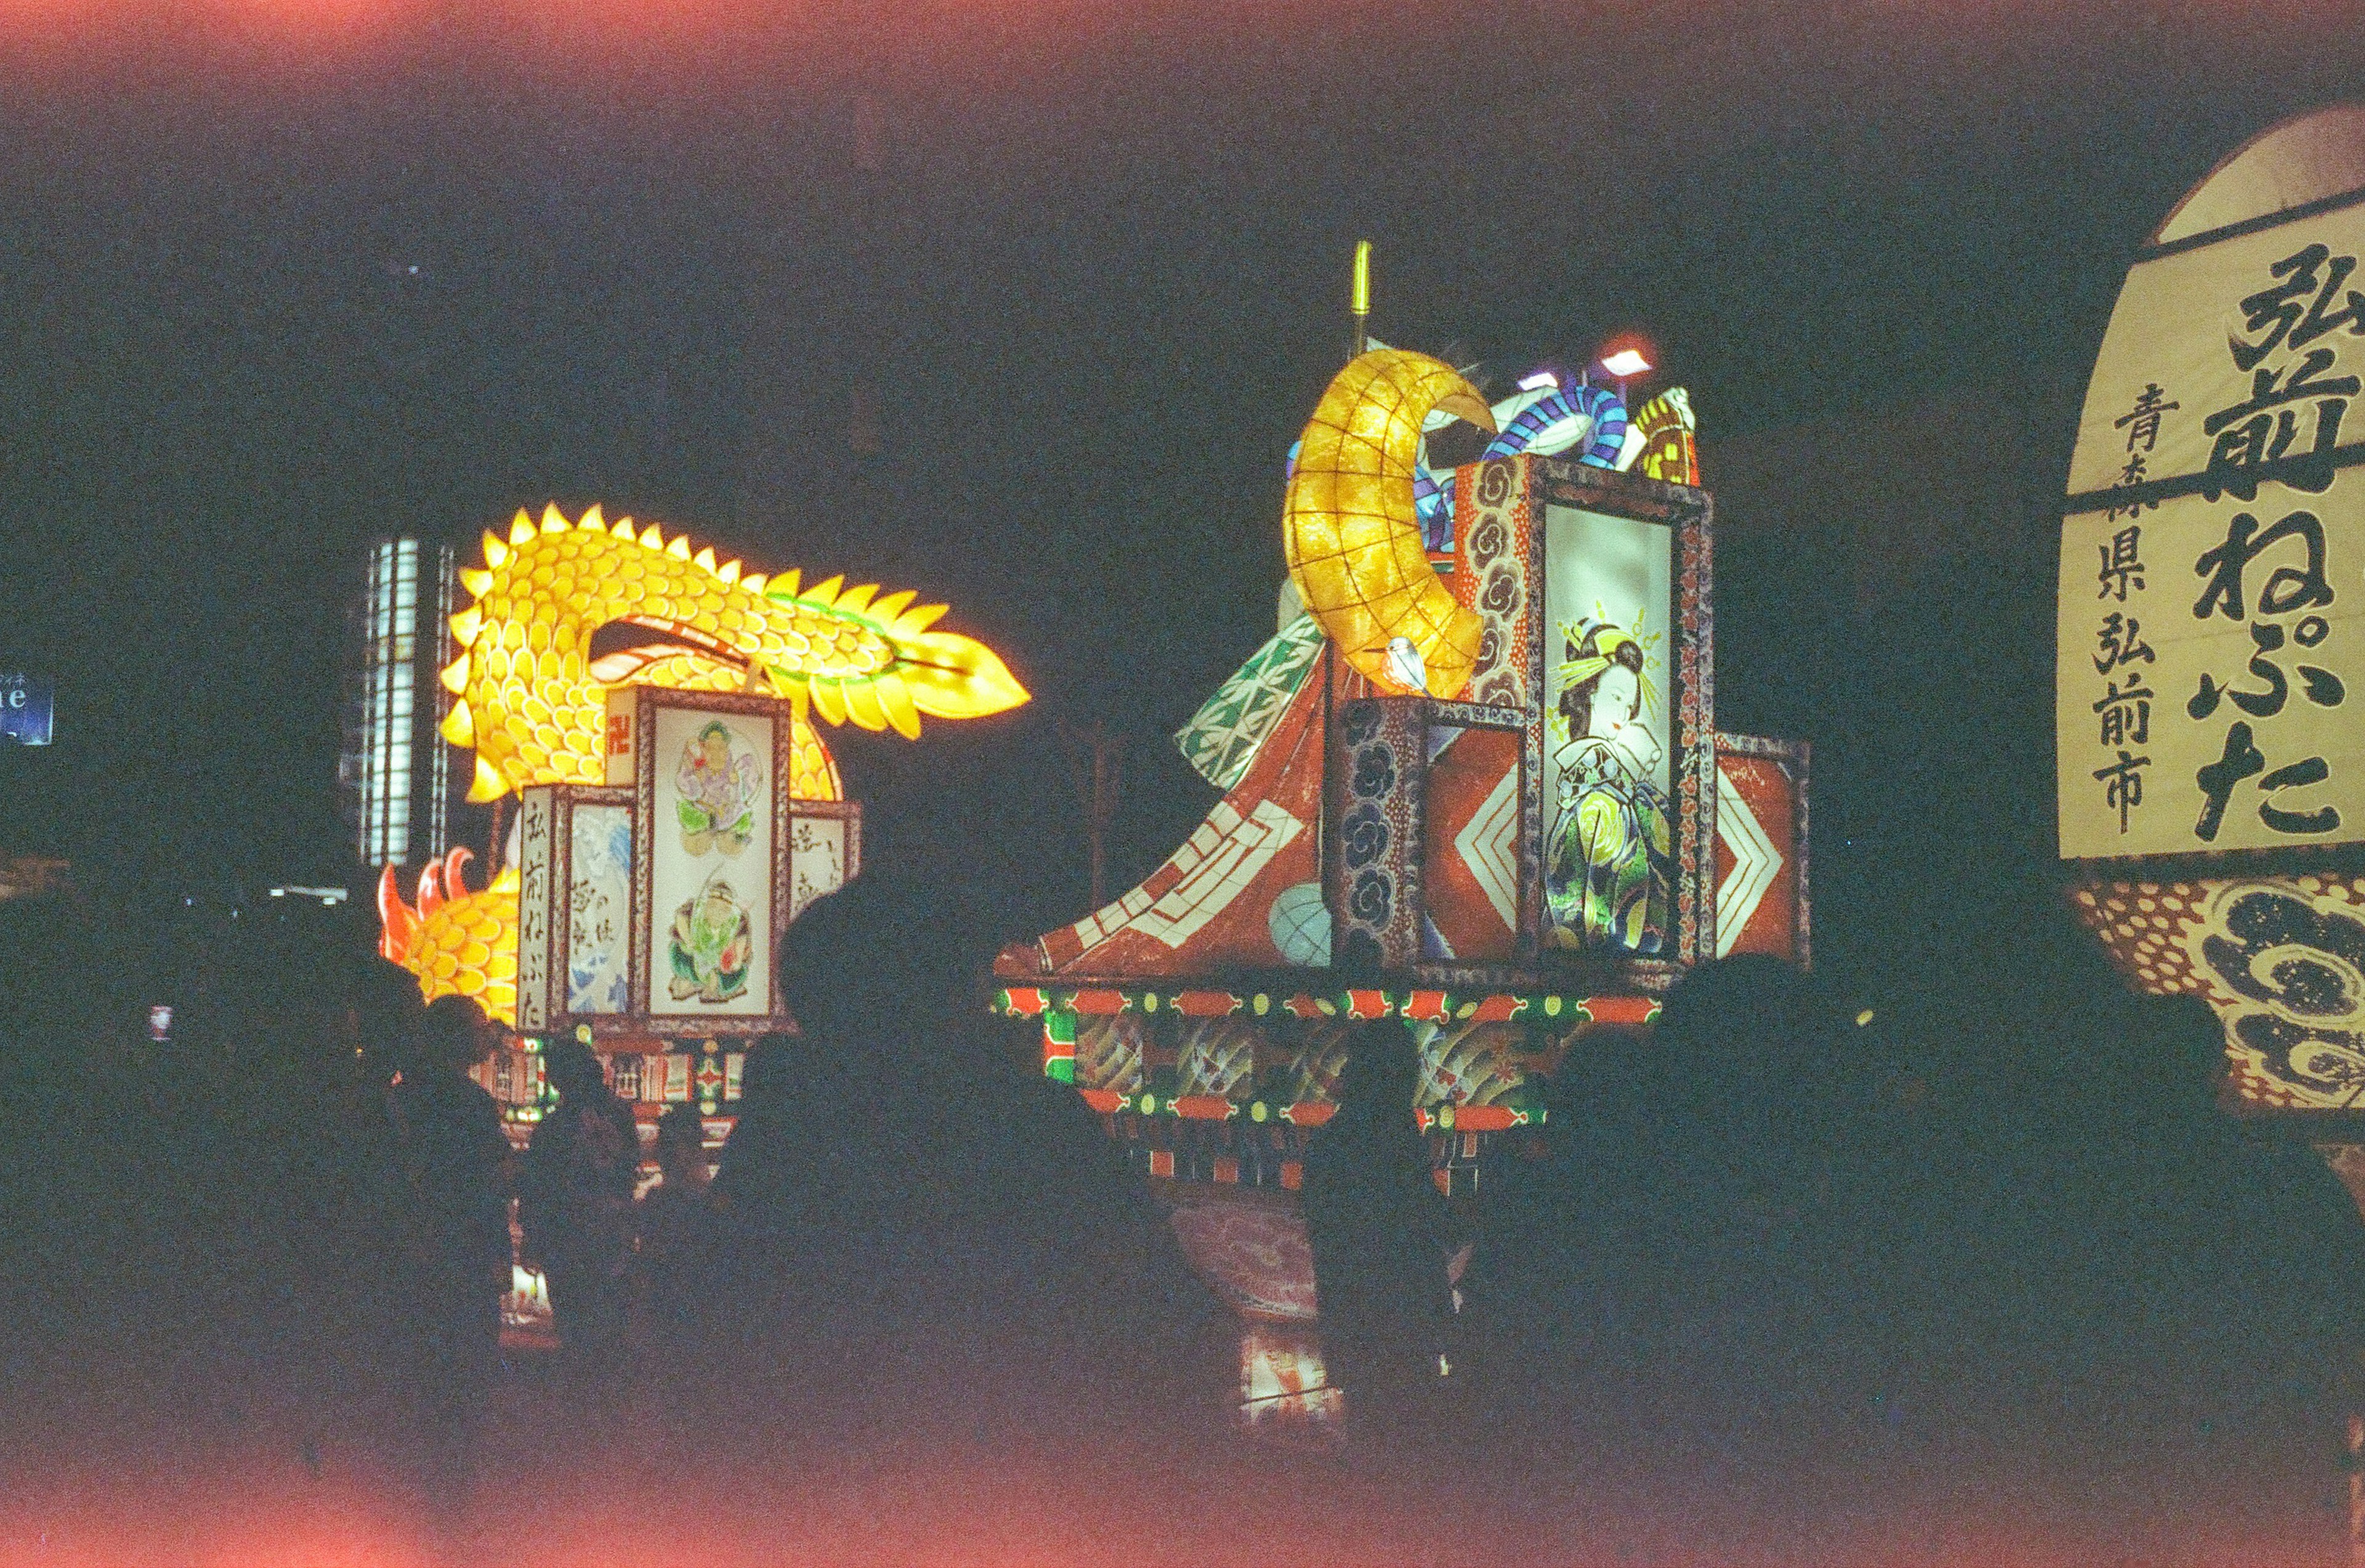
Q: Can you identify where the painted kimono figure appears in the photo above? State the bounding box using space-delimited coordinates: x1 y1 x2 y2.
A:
668 875 754 1004
675 719 761 857
1545 618 1674 955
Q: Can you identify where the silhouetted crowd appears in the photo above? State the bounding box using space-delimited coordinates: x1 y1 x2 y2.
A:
1304 955 2365 1517
0 876 1045 1532
6 884 2365 1546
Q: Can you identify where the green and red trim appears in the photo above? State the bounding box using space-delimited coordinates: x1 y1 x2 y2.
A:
993 983 1660 1124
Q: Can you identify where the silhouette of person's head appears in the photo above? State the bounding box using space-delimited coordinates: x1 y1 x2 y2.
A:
353 958 425 1086
1546 1021 1649 1126
1333 1023 1420 1118
737 1036 796 1113
653 1101 710 1190
1653 955 1825 1131
544 1038 608 1102
779 870 916 1042
2127 992 2231 1113
415 994 495 1075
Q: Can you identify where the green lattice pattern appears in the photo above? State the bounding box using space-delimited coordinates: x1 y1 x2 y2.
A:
1172 613 1328 790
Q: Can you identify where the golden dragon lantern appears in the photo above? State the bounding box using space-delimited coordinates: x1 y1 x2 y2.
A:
379 502 1028 1024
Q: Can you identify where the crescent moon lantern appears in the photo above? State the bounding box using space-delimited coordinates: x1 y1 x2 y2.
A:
1283 349 1497 700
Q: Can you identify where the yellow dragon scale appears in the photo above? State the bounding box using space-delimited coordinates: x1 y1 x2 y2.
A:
401 867 520 1024
379 855 523 1027
1284 351 1495 700
447 504 1027 801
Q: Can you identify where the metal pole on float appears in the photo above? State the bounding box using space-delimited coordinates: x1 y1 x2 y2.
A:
1349 239 1372 358
1057 719 1123 911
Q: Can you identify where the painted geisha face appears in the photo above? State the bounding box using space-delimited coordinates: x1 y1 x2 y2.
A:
1588 665 1641 738
1578 663 1661 780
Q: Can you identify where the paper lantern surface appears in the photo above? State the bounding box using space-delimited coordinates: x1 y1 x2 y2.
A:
444 503 1027 802
379 850 522 1027
2056 105 2365 859
1284 351 1494 700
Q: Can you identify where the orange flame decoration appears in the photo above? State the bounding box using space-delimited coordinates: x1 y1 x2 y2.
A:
378 847 521 1027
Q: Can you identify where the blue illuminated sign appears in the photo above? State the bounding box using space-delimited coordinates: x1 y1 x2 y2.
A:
1 674 52 745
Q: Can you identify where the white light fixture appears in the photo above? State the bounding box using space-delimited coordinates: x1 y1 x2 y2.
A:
1598 349 1652 378
1516 370 1559 392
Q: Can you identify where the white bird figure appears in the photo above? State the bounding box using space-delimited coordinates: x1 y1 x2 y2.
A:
1385 635 1427 693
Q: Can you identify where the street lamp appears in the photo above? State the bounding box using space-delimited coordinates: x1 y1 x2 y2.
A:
1594 338 1655 409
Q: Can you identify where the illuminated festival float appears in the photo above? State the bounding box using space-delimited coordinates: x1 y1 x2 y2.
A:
373 503 1027 1331
994 329 1811 1434
2059 108 2365 1187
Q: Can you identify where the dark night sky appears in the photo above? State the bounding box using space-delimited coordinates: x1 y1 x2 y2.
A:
0 2 2361 939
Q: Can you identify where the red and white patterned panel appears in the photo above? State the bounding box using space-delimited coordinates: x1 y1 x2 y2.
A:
1030 676 1326 976
1452 457 1534 711
1158 1183 1319 1323
1424 724 1522 962
1713 751 1803 963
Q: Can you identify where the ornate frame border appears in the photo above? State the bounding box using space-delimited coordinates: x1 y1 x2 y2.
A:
629 687 801 1038
1524 459 1717 968
515 782 637 1036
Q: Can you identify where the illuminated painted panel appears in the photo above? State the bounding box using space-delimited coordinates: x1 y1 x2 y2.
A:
787 806 859 920
1238 1325 1341 1434
647 703 778 1020
568 803 633 1014
1542 505 1676 956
